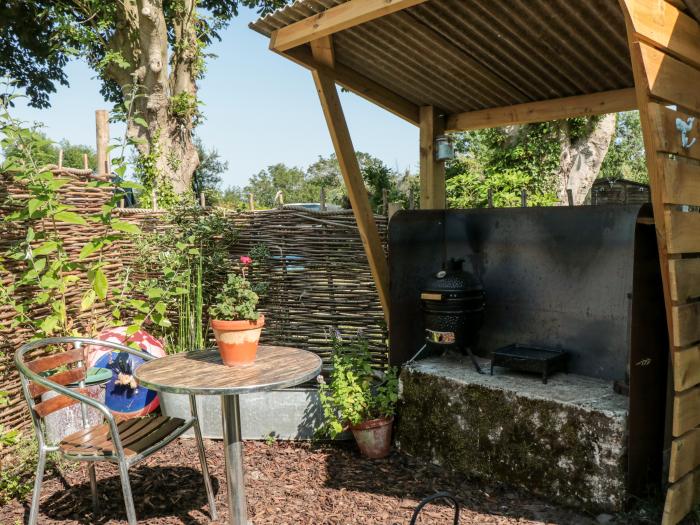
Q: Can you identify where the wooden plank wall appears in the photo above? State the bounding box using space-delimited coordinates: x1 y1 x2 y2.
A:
621 0 700 522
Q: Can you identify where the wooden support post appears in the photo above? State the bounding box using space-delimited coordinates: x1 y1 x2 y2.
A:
57 149 63 169
311 36 391 324
382 188 388 216
521 189 528 208
320 187 327 211
419 106 446 209
248 193 255 212
487 188 494 208
95 110 109 176
82 153 89 170
567 189 575 207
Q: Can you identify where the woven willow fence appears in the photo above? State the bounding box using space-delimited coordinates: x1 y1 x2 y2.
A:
0 172 388 437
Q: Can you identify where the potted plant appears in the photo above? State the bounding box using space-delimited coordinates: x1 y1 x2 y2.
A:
209 256 265 366
317 335 399 458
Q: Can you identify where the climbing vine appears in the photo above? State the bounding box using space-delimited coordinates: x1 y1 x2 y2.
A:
0 84 166 342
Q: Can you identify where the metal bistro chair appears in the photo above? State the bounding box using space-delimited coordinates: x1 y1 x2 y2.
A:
15 337 217 525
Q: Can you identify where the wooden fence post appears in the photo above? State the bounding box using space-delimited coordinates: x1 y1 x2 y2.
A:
95 110 109 176
567 189 574 206
320 187 326 211
521 189 527 207
488 188 494 208
248 193 255 212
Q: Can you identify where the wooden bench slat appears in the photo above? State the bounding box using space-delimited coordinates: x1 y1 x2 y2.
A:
674 346 700 392
665 210 700 254
28 368 86 398
672 303 700 347
673 386 700 436
27 348 85 374
670 428 700 482
33 388 89 418
669 259 700 302
627 0 700 69
660 155 700 207
59 416 185 457
649 104 700 162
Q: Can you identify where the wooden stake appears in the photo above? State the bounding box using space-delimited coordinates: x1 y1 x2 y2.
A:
95 110 109 176
521 189 527 207
248 193 255 212
82 153 89 170
382 188 388 216
57 149 63 169
200 192 206 208
320 187 326 211
151 189 158 211
488 188 494 208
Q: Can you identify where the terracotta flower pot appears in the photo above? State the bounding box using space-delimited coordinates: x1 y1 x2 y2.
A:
211 315 265 366
350 416 394 458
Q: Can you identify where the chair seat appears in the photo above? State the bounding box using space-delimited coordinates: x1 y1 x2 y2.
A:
59 415 187 458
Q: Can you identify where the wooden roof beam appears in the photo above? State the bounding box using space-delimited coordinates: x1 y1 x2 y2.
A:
279 45 420 125
270 0 429 52
445 88 638 132
310 36 391 324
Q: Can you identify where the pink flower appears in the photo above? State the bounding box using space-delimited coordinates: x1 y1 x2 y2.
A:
240 256 252 265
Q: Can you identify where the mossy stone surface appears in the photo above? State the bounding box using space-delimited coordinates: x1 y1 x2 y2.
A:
396 355 628 512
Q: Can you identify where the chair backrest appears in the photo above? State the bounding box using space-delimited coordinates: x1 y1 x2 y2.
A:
15 337 149 447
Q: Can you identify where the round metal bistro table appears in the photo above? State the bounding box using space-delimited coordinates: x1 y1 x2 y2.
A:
135 345 322 525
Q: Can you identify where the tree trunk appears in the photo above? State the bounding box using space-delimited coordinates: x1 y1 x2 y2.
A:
556 114 616 205
106 0 199 197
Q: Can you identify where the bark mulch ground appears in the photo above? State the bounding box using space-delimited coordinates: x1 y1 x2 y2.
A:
0 439 636 524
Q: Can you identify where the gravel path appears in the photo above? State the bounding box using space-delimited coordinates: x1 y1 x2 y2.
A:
0 439 620 524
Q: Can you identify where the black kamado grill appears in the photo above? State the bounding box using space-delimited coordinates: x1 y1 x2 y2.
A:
420 259 486 371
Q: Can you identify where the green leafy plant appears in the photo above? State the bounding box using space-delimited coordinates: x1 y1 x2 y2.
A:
128 203 244 352
209 259 260 322
317 335 398 439
0 85 144 339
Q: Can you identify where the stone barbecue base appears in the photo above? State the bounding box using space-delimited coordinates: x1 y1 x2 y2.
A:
396 353 629 512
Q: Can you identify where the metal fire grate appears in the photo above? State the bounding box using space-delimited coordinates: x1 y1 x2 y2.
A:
490 344 569 384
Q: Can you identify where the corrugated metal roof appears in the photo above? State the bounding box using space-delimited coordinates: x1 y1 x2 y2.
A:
249 0 689 115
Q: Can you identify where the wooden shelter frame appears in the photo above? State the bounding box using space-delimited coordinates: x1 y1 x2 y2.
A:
256 1 700 522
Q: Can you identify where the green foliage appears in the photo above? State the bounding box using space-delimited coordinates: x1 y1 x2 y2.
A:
317 335 398 440
1 130 96 170
192 137 228 203
0 89 142 339
207 245 268 323
240 153 411 211
170 92 202 127
245 163 312 208
0 391 19 450
0 1 288 109
209 266 260 322
217 185 247 210
129 204 245 352
446 124 561 208
135 129 177 209
599 111 648 184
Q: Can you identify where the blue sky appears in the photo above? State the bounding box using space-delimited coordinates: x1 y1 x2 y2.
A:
9 9 419 188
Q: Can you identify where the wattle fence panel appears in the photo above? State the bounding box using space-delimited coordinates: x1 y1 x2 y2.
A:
0 172 387 441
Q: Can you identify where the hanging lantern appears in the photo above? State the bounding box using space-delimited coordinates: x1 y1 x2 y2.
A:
434 135 455 161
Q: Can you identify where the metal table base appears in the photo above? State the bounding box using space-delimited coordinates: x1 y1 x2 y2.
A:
222 395 248 525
